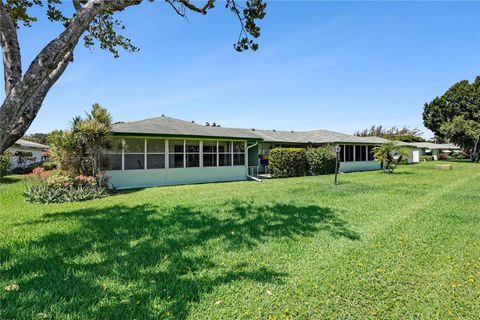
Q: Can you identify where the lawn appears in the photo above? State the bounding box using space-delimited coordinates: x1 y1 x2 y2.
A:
0 162 479 319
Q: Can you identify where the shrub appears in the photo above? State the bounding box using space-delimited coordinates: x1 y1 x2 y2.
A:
437 153 448 160
306 146 337 175
269 148 308 178
0 152 12 180
23 169 107 203
420 156 434 162
41 161 57 171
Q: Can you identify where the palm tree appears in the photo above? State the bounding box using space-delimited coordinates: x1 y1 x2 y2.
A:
373 143 410 173
74 103 112 176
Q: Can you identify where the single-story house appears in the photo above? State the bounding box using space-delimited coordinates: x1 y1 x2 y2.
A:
7 139 50 169
104 116 388 189
396 141 460 163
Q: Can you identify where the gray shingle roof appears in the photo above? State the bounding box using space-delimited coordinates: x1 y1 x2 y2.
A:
112 115 389 144
14 139 49 149
112 116 262 140
395 141 460 150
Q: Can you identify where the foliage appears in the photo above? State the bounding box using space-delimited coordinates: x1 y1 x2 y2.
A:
373 142 410 173
0 151 12 180
1 162 480 319
423 76 480 162
305 146 337 175
268 148 308 178
41 161 57 171
48 103 112 176
355 125 425 142
23 168 107 204
420 155 434 162
437 153 449 161
21 133 49 145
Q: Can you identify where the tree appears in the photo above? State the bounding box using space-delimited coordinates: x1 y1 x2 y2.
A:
0 0 267 154
373 142 409 173
48 103 112 176
21 133 49 145
354 125 425 142
423 76 480 162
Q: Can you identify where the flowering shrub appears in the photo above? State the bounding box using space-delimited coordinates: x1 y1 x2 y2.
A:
24 169 107 203
437 153 449 160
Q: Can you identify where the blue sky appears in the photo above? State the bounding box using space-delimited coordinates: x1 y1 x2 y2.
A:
2 1 479 138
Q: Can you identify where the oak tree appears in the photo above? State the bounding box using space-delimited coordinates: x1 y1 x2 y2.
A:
0 0 266 153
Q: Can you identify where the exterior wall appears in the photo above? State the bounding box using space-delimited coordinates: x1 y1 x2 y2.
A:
7 146 45 169
106 166 247 189
340 161 381 172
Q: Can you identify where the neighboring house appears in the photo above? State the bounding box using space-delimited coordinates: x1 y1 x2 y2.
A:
396 141 460 163
104 116 388 189
7 139 50 169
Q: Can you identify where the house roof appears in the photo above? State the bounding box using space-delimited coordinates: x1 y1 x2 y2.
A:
14 139 49 149
395 141 460 150
112 116 262 140
112 115 389 144
249 129 389 144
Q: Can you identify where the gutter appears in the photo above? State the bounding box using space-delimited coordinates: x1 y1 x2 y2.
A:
246 142 262 182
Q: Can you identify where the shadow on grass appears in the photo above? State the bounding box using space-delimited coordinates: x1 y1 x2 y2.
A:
0 176 22 184
2 201 359 319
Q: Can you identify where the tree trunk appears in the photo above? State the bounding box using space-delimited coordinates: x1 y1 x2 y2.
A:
0 0 142 154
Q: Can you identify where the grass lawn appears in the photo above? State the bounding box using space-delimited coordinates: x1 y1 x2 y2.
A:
1 162 479 319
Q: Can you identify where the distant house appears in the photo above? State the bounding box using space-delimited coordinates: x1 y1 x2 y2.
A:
396 141 460 163
7 139 50 169
103 116 388 189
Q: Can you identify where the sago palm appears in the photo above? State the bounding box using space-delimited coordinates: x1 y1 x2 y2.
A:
373 143 410 173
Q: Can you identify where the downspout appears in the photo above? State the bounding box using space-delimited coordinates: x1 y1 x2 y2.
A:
246 142 262 182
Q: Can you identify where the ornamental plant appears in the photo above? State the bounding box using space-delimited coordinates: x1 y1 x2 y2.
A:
305 146 337 175
268 148 308 178
0 152 12 181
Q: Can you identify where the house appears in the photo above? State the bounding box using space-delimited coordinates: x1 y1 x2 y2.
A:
7 139 50 169
104 116 388 189
396 141 460 163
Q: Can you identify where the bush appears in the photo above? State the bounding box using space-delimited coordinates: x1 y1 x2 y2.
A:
269 148 308 178
0 152 12 180
437 153 448 160
306 146 337 175
23 168 107 203
41 161 57 171
420 156 434 162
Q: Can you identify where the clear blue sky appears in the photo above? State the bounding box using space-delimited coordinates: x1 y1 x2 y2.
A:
3 1 480 138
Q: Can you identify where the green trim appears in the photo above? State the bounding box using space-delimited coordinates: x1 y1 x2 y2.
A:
112 132 261 141
259 141 384 145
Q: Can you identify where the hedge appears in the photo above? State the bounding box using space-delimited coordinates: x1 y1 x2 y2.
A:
306 146 337 175
420 156 434 162
268 148 308 178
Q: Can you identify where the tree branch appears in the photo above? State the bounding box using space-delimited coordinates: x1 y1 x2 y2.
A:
0 2 22 95
176 0 214 14
73 0 83 11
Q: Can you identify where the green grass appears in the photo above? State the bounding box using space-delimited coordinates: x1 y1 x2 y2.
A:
1 162 479 319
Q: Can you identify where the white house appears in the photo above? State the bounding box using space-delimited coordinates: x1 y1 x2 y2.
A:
7 139 50 169
396 141 460 163
103 116 388 189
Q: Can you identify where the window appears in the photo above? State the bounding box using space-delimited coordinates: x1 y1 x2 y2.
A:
356 145 367 161
368 146 375 161
233 141 245 166
339 145 345 162
124 138 144 170
203 140 217 167
186 140 200 167
147 139 165 169
345 145 354 162
103 138 123 170
169 139 184 168
218 141 232 166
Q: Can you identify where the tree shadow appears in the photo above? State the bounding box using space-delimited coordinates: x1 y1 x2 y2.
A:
2 200 359 319
0 176 21 184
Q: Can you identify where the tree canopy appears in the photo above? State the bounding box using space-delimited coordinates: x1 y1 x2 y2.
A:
354 125 425 143
423 76 480 162
0 0 267 154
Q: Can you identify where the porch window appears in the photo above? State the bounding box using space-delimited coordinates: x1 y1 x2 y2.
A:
356 145 367 161
233 141 245 166
186 140 200 167
203 140 217 167
169 139 184 168
103 138 123 170
368 146 375 161
124 138 145 170
344 145 354 162
147 139 165 169
218 141 232 166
